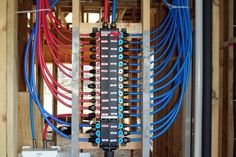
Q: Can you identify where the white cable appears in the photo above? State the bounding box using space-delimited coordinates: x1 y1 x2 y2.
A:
15 9 50 14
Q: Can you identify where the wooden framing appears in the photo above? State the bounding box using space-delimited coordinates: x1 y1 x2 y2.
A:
227 0 234 156
5 0 236 157
7 0 18 156
0 1 8 156
211 0 235 157
18 92 32 150
211 1 221 157
0 0 18 156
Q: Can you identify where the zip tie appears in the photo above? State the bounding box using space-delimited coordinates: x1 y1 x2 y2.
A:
15 9 51 14
165 3 189 9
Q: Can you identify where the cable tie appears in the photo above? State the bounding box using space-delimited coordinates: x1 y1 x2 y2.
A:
15 9 51 14
166 3 189 9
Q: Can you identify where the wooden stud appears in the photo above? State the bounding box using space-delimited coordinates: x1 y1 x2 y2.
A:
227 0 234 156
7 0 18 156
18 2 30 92
211 1 222 157
17 92 32 150
0 0 7 156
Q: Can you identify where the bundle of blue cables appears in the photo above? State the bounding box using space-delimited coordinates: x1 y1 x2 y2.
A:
149 0 192 140
123 0 192 142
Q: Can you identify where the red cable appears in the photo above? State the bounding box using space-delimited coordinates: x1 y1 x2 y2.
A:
80 92 91 95
104 0 109 23
44 0 71 34
81 78 90 81
36 0 97 109
42 11 72 57
80 99 90 103
81 41 90 45
80 33 90 37
37 2 72 108
80 70 90 73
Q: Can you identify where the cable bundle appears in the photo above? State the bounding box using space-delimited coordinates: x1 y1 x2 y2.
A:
149 0 192 140
24 0 93 145
23 0 192 148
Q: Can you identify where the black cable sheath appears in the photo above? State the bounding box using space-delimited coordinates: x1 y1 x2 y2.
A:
202 0 212 156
